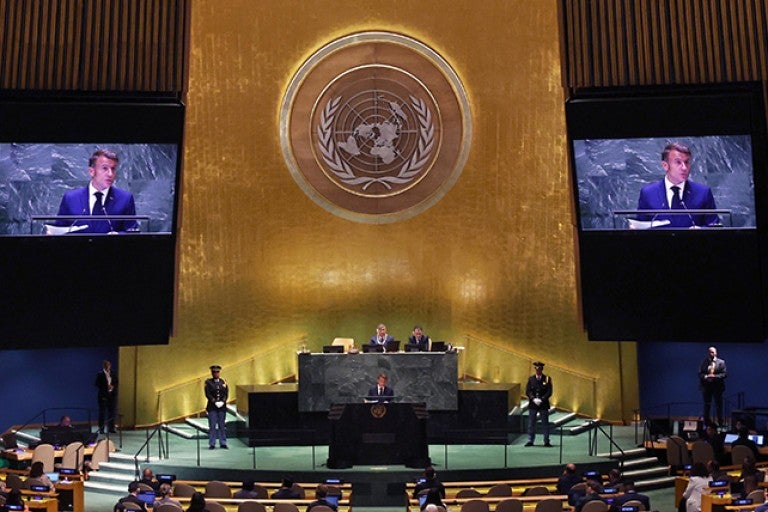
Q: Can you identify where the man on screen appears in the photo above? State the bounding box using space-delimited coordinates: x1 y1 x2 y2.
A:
55 149 139 233
636 142 719 228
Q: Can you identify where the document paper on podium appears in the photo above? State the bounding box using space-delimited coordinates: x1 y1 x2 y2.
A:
45 224 89 235
627 218 671 230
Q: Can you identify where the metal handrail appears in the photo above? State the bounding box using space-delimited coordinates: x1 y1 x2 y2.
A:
133 425 166 478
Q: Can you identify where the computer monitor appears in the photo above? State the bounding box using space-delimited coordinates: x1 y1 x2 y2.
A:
363 344 384 353
385 339 400 352
2 432 18 449
30 484 51 492
137 490 157 507
157 474 176 484
322 345 344 353
429 341 447 352
404 344 420 352
619 507 639 512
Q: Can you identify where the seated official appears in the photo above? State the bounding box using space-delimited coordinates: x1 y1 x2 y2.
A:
306 484 337 512
114 482 148 512
367 373 394 402
154 484 182 510
369 323 394 347
412 466 445 499
609 480 650 512
575 480 606 512
407 325 430 351
272 477 302 499
26 461 54 490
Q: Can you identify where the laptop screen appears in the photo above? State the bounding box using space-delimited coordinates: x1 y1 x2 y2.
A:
418 494 428 507
430 341 446 352
385 339 400 352
138 491 157 506
324 495 339 508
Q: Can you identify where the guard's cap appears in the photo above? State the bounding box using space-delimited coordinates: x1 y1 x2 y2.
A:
210 365 222 371
533 361 545 368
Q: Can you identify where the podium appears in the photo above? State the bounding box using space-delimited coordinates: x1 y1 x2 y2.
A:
611 209 732 229
327 402 429 469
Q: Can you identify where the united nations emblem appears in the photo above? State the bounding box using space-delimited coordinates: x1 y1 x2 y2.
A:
280 32 472 223
370 403 387 418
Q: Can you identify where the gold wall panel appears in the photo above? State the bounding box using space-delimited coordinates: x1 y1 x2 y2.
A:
120 0 638 425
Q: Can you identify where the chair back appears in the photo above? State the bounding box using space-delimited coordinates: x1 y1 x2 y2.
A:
580 500 608 512
486 484 512 497
456 488 482 498
88 438 114 471
666 435 691 468
534 498 563 512
237 501 267 512
746 489 766 503
172 483 197 498
495 498 523 512
621 499 647 511
60 441 85 471
155 504 183 512
4 474 25 491
691 440 715 466
524 486 550 496
205 480 232 498
138 483 155 493
250 484 269 499
308 506 334 512
120 502 143 511
32 443 55 473
273 503 300 512
460 499 490 512
206 501 227 512
291 483 306 499
331 338 355 352
731 444 755 465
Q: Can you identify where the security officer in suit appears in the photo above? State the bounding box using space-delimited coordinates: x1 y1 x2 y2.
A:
698 346 727 427
525 361 553 447
204 365 228 449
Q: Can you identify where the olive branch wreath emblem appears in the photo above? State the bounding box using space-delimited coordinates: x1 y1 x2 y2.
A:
317 95 435 191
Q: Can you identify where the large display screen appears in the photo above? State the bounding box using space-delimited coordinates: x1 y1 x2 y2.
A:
0 143 178 235
0 94 184 349
573 135 756 230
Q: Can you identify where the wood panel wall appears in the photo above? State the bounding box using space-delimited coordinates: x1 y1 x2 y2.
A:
0 0 189 92
560 0 768 88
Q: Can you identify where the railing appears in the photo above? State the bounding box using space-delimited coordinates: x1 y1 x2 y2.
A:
461 334 599 417
154 336 308 423
134 426 167 478
587 421 626 469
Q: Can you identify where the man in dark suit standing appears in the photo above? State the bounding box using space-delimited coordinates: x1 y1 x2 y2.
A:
609 480 651 512
525 361 553 447
699 346 727 427
367 373 394 402
55 149 139 234
205 365 228 449
636 142 719 228
95 359 118 434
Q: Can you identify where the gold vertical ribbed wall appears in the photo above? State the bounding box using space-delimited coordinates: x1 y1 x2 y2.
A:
0 0 189 91
561 0 768 87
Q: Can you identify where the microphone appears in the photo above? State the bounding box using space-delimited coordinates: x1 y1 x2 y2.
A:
679 198 696 227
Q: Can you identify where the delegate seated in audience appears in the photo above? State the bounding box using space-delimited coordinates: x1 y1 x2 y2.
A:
115 482 148 512
681 462 712 512
186 492 209 512
575 480 606 512
154 483 182 509
419 488 445 511
735 458 765 497
3 489 29 512
271 477 301 499
556 463 582 495
609 480 650 512
26 461 54 490
707 460 730 483
606 468 624 491
306 484 337 512
731 426 760 461
57 415 72 427
234 479 262 499
702 423 727 465
412 466 446 500
139 468 160 492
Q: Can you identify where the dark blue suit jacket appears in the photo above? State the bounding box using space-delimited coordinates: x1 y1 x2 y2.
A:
636 179 718 227
367 385 394 402
369 334 394 346
56 186 138 233
407 335 430 351
609 490 651 512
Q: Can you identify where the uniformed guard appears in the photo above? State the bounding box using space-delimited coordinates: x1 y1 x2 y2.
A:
204 364 228 449
525 361 553 447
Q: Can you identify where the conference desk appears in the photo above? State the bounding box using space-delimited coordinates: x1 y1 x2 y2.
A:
298 351 458 412
2 445 95 462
